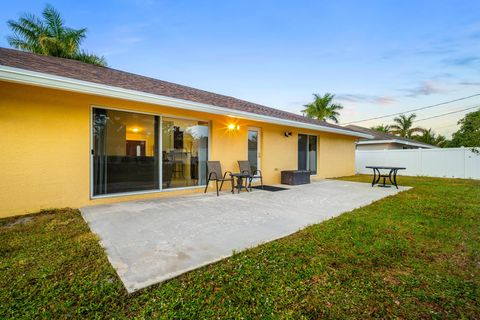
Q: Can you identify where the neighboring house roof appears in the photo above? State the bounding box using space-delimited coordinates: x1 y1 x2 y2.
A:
0 47 371 139
345 125 437 148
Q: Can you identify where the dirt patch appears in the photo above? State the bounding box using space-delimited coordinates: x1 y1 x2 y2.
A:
2 216 34 228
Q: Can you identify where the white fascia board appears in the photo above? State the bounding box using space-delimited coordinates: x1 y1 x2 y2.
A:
0 65 372 139
357 139 437 148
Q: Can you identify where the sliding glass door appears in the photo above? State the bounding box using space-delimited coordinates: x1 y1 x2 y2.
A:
92 107 209 196
161 117 208 189
298 134 317 175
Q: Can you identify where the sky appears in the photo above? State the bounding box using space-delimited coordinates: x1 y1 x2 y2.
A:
1 0 480 138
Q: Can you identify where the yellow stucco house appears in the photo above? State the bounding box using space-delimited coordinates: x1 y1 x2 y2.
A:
0 48 369 218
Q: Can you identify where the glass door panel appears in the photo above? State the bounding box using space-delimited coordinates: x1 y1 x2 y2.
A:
248 129 260 172
162 117 208 189
92 108 159 195
308 135 317 175
298 134 308 171
298 134 317 174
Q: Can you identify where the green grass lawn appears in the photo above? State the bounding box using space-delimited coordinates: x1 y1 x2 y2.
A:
1 176 479 319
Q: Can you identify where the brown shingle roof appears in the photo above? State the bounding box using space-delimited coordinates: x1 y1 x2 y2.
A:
345 125 436 148
0 47 364 136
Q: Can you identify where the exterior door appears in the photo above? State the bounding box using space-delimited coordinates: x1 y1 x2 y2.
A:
298 134 317 175
248 128 261 177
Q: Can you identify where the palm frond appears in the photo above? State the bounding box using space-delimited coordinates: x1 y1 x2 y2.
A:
329 103 344 111
74 50 107 66
6 36 35 52
7 15 47 54
42 4 64 37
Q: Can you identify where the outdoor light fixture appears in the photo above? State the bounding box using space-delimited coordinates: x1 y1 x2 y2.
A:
284 131 293 137
132 127 139 133
227 124 240 131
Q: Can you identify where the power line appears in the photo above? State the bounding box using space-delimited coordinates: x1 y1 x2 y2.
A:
415 105 479 122
341 94 480 125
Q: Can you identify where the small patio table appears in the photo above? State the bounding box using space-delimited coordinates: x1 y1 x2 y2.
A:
366 166 406 189
230 173 251 193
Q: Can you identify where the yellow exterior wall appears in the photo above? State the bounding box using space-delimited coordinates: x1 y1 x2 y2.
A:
318 133 356 178
0 81 356 218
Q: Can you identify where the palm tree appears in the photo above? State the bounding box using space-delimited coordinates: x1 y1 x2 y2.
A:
302 93 344 123
390 113 424 138
413 128 447 147
414 128 435 145
371 124 391 133
7 5 106 66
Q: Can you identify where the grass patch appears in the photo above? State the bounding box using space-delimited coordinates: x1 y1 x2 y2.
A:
1 176 479 318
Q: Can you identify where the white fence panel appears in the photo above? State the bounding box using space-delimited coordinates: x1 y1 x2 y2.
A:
356 147 480 180
465 149 480 179
420 148 464 178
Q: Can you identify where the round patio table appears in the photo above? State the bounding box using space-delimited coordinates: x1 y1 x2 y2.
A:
366 166 406 189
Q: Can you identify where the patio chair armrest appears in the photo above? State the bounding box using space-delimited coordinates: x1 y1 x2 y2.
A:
223 171 233 179
241 170 250 175
208 172 218 180
253 169 262 176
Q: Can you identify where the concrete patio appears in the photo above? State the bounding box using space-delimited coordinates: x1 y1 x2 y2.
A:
81 180 409 293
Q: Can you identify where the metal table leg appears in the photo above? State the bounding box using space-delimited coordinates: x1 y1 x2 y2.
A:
392 169 399 189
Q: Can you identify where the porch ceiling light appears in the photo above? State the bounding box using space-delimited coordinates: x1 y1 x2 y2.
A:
131 127 140 133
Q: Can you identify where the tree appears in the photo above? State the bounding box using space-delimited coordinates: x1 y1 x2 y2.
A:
7 5 106 66
413 128 447 147
390 113 424 138
434 134 447 148
302 93 344 123
448 109 480 147
371 124 391 133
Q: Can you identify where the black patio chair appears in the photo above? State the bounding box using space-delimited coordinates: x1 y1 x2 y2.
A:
204 161 234 196
238 160 263 190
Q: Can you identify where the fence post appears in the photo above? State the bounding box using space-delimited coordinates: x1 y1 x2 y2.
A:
418 148 423 176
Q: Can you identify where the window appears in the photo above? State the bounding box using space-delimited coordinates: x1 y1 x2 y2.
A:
92 108 209 196
298 134 317 175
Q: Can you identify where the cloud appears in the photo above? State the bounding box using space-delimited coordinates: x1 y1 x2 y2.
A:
341 107 360 117
335 94 395 105
459 81 480 86
432 73 455 80
374 96 395 105
443 56 480 66
403 81 447 97
415 46 454 56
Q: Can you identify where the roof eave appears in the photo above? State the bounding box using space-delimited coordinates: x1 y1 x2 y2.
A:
356 139 437 148
0 65 372 139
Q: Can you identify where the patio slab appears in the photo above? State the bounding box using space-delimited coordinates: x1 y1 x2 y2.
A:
80 180 410 293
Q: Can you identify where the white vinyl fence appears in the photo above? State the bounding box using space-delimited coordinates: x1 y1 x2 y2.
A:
356 147 480 180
